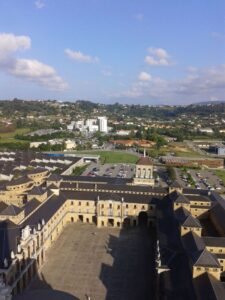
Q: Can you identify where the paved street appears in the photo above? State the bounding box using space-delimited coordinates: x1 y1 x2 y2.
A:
20 223 156 300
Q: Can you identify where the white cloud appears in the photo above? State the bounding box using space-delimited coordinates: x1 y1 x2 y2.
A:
0 33 31 59
138 71 152 81
35 0 45 9
0 33 68 91
211 32 225 40
65 48 99 63
101 69 112 77
134 13 143 21
111 65 225 104
145 47 171 66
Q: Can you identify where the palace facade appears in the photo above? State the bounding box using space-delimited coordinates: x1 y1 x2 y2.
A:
0 153 224 299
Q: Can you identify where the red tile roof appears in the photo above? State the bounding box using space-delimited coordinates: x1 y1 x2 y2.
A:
136 157 153 166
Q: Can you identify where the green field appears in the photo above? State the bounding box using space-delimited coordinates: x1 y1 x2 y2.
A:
174 150 206 158
75 150 139 164
0 128 30 143
214 170 225 185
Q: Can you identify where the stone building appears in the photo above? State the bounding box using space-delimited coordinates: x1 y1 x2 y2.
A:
133 156 154 186
0 154 224 299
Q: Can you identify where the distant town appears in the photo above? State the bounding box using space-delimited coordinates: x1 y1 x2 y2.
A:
1 98 225 299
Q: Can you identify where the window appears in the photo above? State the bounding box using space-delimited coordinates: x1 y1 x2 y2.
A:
134 205 137 209
117 205 120 210
101 204 104 208
219 249 223 253
86 202 89 206
196 267 201 271
126 204 128 209
109 204 112 209
71 201 73 205
78 202 81 206
142 205 145 210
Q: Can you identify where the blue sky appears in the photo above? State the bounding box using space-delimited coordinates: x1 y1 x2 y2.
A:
0 0 224 104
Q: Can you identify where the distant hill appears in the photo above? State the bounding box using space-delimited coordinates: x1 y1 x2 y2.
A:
191 100 225 106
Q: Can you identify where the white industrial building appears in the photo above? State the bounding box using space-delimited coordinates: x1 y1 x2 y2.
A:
98 116 108 133
67 117 108 133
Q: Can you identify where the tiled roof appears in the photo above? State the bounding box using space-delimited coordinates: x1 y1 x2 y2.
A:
194 273 225 300
174 193 190 204
194 249 220 268
182 215 202 228
203 237 225 248
136 156 153 166
0 205 22 216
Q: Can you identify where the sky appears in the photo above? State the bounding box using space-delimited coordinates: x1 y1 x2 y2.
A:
0 0 225 105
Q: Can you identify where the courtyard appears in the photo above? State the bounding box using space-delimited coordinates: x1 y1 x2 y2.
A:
15 223 156 300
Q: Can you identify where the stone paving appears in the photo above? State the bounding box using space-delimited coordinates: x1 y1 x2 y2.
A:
19 223 156 300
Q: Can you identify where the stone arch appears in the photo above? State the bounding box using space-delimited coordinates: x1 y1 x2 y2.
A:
138 211 148 226
123 217 131 228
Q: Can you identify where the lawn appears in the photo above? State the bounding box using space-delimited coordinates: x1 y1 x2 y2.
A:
214 170 225 185
146 144 205 159
75 150 139 164
71 164 88 175
162 143 206 158
0 128 30 143
174 150 205 158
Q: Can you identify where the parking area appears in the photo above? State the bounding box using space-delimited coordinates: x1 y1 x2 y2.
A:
24 223 156 300
175 168 225 192
154 166 168 188
83 163 135 179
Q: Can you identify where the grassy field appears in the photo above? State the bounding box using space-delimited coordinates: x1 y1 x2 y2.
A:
162 143 206 158
214 170 225 184
0 128 30 143
146 143 205 159
75 150 139 164
174 150 205 158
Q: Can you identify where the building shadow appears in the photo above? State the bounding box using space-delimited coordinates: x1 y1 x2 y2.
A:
99 224 157 300
13 272 80 300
156 195 196 300
0 219 79 300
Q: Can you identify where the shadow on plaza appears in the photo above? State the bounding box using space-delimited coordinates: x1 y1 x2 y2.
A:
13 272 80 300
99 224 157 300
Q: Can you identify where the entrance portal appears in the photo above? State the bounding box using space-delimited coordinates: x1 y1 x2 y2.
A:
78 215 83 222
108 218 114 227
123 217 131 228
138 211 148 227
92 216 97 224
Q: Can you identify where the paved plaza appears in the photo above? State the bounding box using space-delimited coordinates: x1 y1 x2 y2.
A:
16 223 156 300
